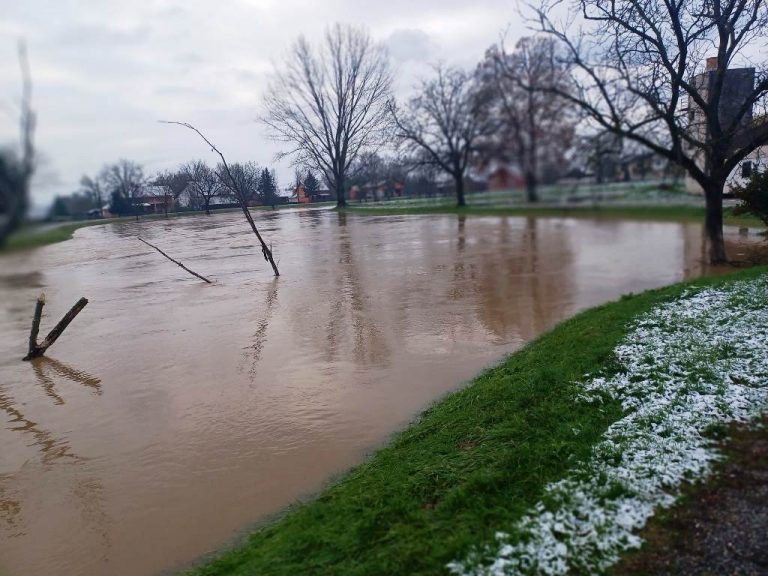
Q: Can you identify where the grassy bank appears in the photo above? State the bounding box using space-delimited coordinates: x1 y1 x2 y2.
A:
184 266 767 576
4 220 110 252
346 203 763 228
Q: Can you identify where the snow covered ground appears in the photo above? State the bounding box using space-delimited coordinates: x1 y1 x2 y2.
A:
449 276 768 575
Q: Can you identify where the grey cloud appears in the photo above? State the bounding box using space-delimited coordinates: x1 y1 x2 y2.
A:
386 29 435 63
56 24 151 46
175 52 204 65
2 0 523 207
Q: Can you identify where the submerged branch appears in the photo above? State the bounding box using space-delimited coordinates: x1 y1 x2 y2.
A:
23 296 89 361
159 120 281 276
138 237 213 284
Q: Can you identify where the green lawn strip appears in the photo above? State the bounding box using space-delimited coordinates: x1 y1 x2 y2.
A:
184 266 767 576
345 204 763 228
4 220 110 251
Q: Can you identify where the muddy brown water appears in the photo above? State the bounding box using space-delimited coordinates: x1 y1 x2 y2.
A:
0 210 762 576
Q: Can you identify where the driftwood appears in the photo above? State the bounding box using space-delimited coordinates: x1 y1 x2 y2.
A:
138 237 213 284
160 120 280 277
24 294 88 361
28 293 44 358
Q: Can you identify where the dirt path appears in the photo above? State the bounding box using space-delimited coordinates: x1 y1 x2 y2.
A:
615 417 768 576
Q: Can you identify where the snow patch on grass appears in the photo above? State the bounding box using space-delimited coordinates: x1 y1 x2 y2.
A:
449 277 768 575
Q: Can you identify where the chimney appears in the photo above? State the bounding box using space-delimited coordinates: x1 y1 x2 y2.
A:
706 57 718 71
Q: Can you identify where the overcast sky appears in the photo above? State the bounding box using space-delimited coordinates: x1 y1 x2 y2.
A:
0 0 527 209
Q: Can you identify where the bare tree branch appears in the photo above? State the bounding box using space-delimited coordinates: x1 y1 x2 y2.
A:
389 65 490 207
161 121 280 277
138 237 213 284
527 0 768 263
262 24 393 207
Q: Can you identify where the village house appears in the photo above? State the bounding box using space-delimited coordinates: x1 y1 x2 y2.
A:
484 163 524 191
131 185 175 214
290 183 335 203
349 180 405 202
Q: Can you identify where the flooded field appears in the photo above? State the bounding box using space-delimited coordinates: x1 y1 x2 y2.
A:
0 209 761 576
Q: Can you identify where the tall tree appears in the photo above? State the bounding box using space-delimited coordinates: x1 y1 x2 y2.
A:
49 196 70 219
303 171 320 198
349 151 384 188
80 174 106 214
220 161 260 205
182 160 222 215
258 168 279 207
530 0 768 263
0 42 35 248
101 159 145 214
478 37 578 202
389 65 490 207
109 190 130 217
262 23 393 208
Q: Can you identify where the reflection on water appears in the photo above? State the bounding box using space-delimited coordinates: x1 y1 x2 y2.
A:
31 357 102 404
0 210 762 576
240 279 279 378
0 387 79 463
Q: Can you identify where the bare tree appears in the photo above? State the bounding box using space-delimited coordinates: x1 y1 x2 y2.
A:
262 24 393 208
349 151 385 188
182 161 222 215
162 121 280 276
153 169 191 206
101 159 145 215
80 174 106 215
389 65 490 207
478 37 578 202
0 42 35 248
219 161 260 205
529 0 768 263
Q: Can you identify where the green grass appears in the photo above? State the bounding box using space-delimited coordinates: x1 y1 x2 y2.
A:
183 266 768 576
3 221 109 251
345 203 764 228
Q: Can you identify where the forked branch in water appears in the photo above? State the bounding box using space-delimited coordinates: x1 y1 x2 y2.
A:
138 237 213 284
159 120 280 277
24 294 89 361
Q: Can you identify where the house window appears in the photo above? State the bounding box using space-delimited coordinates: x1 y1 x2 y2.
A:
741 161 753 179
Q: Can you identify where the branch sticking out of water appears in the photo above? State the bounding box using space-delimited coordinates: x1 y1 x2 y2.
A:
159 120 280 277
27 292 45 359
138 237 213 284
24 296 89 361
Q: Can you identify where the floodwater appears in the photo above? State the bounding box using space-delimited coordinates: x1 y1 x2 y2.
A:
0 210 762 576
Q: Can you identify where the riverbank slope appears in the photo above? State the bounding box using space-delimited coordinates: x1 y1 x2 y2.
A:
184 265 768 576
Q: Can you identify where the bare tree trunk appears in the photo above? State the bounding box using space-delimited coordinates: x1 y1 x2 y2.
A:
24 297 88 361
525 170 538 203
455 174 466 208
0 43 34 248
27 293 45 359
704 181 727 264
526 100 539 203
161 121 280 277
336 173 347 208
